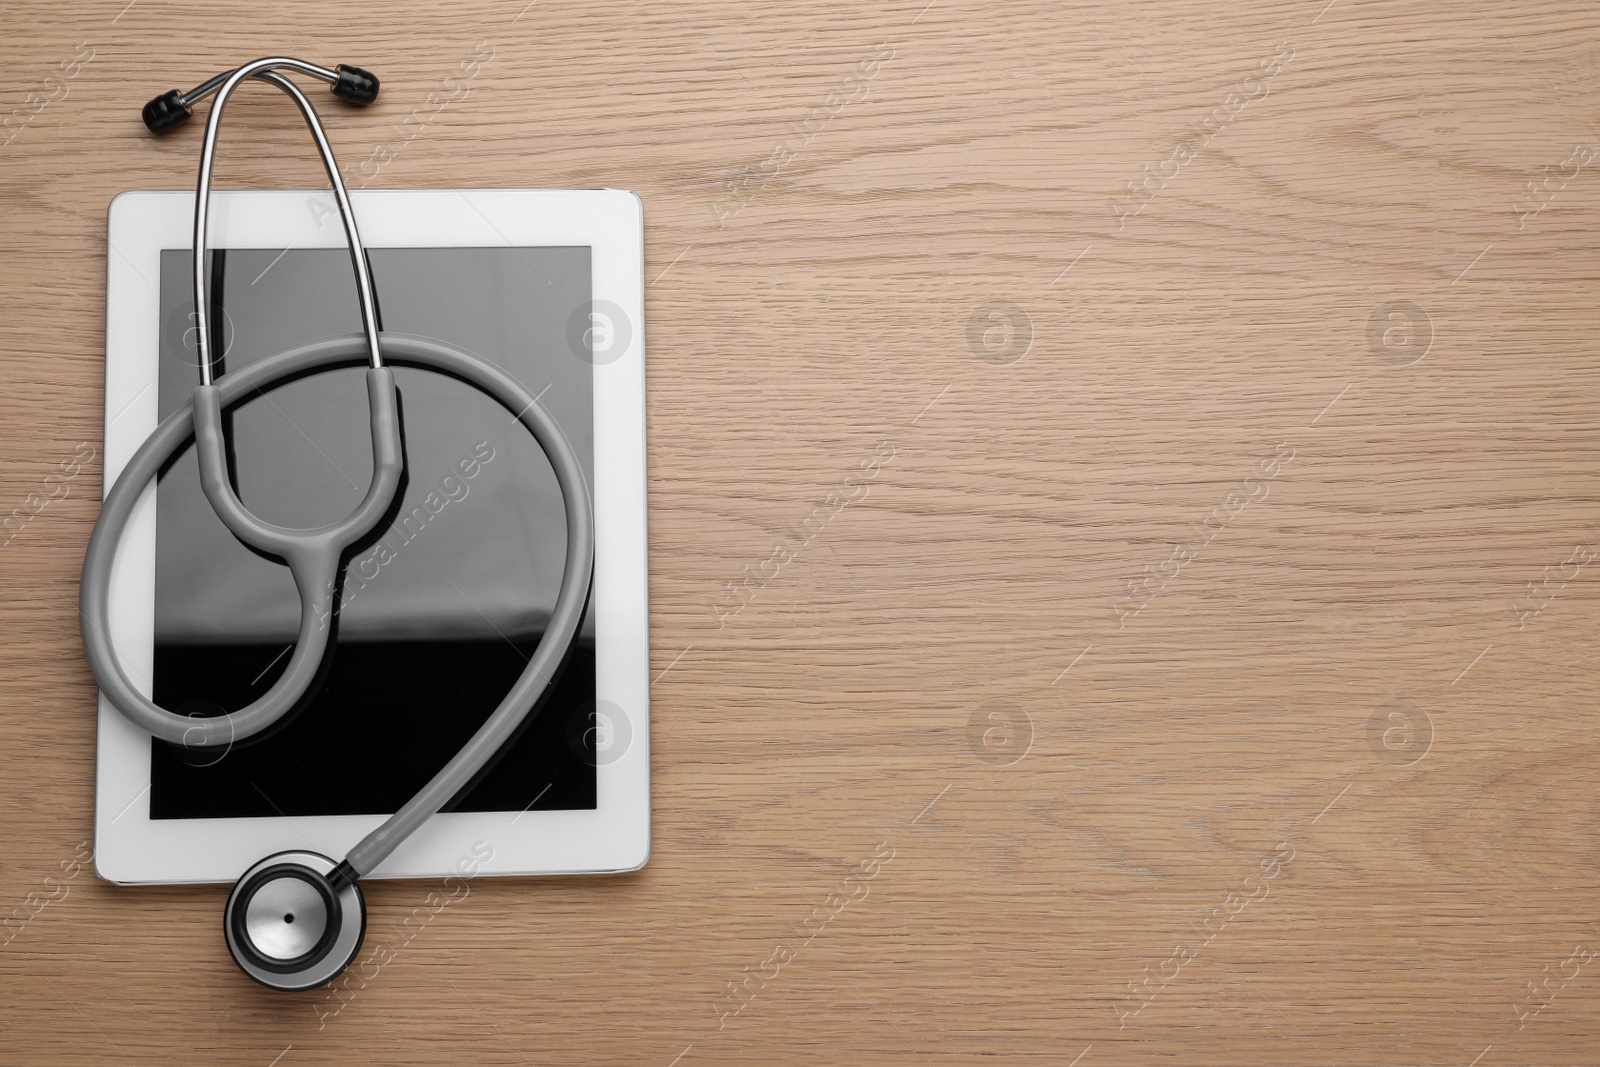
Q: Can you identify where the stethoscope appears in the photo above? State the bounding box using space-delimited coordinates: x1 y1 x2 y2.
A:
81 58 594 991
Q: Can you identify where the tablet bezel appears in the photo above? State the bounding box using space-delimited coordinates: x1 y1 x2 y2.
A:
96 188 649 885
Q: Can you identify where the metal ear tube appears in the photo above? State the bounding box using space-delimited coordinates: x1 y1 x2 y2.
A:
142 59 378 133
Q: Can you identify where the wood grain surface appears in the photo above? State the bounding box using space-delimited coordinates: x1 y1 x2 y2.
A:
3 0 1600 1063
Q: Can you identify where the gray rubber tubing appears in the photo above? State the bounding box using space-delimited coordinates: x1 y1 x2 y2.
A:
82 366 401 748
82 333 595 877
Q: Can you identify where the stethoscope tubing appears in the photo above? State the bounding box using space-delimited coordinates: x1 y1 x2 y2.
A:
82 332 595 880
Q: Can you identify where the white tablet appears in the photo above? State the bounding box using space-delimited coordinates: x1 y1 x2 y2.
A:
95 189 649 884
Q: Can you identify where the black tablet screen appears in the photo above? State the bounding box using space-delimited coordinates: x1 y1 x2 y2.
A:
148 245 596 819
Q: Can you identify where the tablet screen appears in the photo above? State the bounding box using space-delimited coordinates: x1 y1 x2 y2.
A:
149 245 597 819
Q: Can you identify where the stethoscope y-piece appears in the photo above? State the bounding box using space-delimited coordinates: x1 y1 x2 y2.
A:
83 58 595 990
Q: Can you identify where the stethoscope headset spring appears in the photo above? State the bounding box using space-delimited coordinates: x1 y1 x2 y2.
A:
80 58 595 991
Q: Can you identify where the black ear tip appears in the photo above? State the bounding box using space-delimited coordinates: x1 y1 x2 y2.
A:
142 89 191 133
332 64 380 104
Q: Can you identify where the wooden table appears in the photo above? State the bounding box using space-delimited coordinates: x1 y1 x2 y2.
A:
4 0 1599 1062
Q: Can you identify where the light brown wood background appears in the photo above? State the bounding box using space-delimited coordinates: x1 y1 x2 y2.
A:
3 0 1599 1062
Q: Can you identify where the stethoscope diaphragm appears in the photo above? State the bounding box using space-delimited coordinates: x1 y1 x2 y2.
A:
224 852 366 992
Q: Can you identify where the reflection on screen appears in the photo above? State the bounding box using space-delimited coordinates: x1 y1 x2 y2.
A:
150 246 597 818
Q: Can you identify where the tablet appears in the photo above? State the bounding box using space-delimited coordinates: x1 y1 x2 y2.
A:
94 189 649 884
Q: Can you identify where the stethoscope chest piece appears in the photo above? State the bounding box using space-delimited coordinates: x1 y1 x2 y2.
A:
224 851 366 991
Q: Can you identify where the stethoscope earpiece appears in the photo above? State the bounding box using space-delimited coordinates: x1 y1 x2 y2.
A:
224 852 366 992
141 90 191 134
141 61 379 134
331 64 380 105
